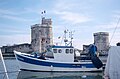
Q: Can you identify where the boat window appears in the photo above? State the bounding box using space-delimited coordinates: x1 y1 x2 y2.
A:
66 49 69 54
58 49 62 53
74 50 76 53
53 49 57 53
70 49 73 54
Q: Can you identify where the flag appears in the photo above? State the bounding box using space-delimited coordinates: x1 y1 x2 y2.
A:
44 10 46 13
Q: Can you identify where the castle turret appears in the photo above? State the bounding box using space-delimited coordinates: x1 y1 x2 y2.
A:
94 32 109 54
31 17 53 53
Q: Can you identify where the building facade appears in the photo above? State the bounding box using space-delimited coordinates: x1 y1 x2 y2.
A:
1 43 33 58
83 45 90 53
94 32 109 54
31 17 53 53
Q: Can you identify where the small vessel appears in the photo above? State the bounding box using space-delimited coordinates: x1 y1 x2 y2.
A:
14 30 103 72
14 46 102 72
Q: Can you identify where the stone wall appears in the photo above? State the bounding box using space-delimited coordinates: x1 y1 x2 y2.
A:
1 43 33 57
1 43 33 53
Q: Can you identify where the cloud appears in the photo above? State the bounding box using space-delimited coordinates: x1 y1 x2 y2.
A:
113 10 120 18
71 38 93 49
0 9 39 22
53 0 91 11
0 9 17 15
23 8 44 14
0 13 36 22
51 0 120 49
54 11 92 24
97 19 120 31
109 32 120 46
93 18 120 46
53 0 77 11
52 0 92 24
0 34 31 47
94 11 120 31
0 9 32 47
0 9 31 15
0 27 30 35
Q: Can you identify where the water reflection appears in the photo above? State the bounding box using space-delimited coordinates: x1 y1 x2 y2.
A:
17 71 103 79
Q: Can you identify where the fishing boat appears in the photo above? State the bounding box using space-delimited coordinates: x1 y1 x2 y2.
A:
14 30 103 72
14 45 103 72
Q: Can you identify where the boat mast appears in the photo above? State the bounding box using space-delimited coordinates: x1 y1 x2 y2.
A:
69 31 74 46
64 29 68 46
63 29 74 46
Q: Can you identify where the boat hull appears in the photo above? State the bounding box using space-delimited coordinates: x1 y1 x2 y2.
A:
15 51 102 72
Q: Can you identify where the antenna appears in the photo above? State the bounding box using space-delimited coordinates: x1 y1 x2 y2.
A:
63 29 75 46
69 30 75 46
64 29 68 46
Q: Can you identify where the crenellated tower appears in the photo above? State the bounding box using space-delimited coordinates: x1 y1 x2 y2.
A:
31 17 53 53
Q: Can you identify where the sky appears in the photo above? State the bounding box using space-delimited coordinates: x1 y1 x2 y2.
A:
0 0 120 49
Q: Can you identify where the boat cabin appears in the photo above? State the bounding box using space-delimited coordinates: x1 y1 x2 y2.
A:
51 46 75 62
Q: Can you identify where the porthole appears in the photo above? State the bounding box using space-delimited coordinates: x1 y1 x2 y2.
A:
66 49 69 54
58 49 62 53
70 49 73 54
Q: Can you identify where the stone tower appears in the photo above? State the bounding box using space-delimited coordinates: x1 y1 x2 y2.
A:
31 17 53 53
94 32 109 54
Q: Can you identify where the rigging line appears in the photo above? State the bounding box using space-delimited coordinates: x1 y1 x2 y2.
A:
109 18 120 45
60 34 64 45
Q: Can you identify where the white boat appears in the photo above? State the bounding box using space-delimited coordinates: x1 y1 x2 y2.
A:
14 45 103 72
14 29 103 72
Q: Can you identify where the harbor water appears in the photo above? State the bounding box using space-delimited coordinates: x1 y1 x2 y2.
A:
0 59 103 79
